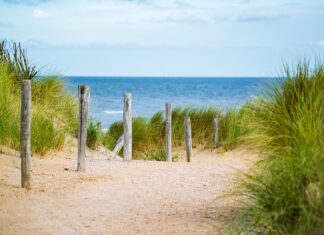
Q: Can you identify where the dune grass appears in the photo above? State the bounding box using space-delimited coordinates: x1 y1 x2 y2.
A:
102 60 324 234
0 41 77 155
102 106 247 160
238 61 324 234
2 39 323 234
86 119 102 150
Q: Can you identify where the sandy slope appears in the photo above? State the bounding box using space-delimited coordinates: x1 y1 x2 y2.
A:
0 147 257 235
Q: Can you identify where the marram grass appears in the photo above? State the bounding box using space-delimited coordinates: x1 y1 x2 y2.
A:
2 39 323 234
0 41 77 155
102 106 246 160
237 61 324 234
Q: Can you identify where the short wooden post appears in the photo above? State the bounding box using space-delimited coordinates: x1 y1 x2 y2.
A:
77 85 90 171
165 102 172 162
113 134 124 155
213 114 219 148
123 93 132 161
20 80 31 189
184 117 193 162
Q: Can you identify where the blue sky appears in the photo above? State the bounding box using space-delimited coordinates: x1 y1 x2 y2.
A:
0 0 324 76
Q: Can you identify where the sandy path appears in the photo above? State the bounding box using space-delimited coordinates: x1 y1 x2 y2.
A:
0 148 256 235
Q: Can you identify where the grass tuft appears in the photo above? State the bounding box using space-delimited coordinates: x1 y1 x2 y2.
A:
239 60 324 234
0 40 77 155
103 107 245 160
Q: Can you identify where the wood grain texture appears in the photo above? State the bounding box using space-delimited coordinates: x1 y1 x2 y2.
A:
20 80 32 189
214 114 219 148
77 85 90 171
184 117 193 162
165 102 172 162
123 93 132 161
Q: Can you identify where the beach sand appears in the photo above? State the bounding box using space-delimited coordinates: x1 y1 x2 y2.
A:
0 146 257 235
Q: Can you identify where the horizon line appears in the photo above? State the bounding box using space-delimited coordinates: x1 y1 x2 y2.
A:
58 75 276 78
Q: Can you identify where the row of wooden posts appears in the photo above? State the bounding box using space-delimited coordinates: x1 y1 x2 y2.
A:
19 81 219 189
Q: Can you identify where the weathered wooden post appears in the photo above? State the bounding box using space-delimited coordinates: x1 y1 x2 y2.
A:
21 80 31 189
113 134 124 155
184 117 193 162
165 102 172 162
213 114 219 148
77 85 90 171
123 93 132 161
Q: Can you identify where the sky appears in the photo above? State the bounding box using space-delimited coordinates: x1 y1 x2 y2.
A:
0 0 324 76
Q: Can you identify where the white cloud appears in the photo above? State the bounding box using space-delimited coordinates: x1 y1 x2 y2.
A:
237 12 288 22
112 12 212 24
32 8 51 18
319 40 324 46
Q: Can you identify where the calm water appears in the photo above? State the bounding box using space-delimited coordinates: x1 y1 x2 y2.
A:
63 77 272 129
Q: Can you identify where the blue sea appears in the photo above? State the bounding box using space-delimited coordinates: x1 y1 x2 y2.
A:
63 77 272 129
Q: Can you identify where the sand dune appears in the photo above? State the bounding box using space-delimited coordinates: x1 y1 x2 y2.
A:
0 147 257 235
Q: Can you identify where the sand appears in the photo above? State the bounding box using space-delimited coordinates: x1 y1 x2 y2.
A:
0 146 257 235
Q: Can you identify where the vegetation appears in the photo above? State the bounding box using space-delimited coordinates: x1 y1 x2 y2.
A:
87 119 102 150
238 61 324 234
0 40 77 155
1 39 323 234
102 60 324 234
102 107 246 160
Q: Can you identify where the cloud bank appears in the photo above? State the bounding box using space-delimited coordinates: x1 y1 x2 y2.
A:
2 0 52 5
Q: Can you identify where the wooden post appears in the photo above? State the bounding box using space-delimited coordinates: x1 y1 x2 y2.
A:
20 80 31 189
165 102 172 162
123 93 132 161
77 85 90 171
184 117 193 162
214 114 219 148
113 134 124 155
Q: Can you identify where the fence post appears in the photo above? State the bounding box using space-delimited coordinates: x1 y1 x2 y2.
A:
123 93 132 161
77 85 90 171
214 114 219 148
21 80 31 189
113 134 124 155
184 117 193 162
165 102 172 162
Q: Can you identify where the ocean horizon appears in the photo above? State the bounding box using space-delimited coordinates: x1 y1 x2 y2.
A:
63 76 274 129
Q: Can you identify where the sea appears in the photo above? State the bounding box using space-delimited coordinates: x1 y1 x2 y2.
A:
63 77 273 129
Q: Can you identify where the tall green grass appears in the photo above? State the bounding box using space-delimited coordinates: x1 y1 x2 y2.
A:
239 61 324 234
87 119 102 150
103 107 246 160
0 40 77 155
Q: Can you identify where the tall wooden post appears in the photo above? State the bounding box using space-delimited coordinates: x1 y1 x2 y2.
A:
77 85 90 171
21 80 31 189
184 117 193 162
214 114 219 148
123 93 132 161
165 102 172 162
